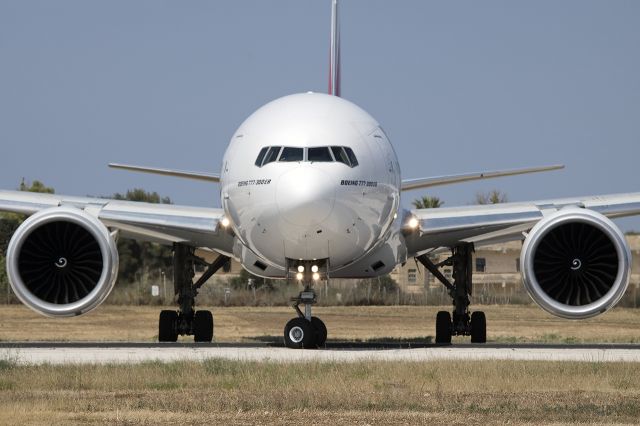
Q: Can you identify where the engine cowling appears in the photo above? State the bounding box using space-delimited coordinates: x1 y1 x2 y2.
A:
6 207 119 317
520 208 630 319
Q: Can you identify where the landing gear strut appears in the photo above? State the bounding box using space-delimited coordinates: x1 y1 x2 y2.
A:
283 260 328 349
283 289 327 348
417 243 486 344
158 244 230 343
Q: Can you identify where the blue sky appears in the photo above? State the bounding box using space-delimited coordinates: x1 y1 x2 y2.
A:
1 1 639 229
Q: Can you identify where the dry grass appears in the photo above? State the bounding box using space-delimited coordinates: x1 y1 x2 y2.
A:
0 304 639 344
0 359 639 424
1 305 640 424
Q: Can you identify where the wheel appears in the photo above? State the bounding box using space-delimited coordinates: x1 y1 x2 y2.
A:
311 316 327 347
194 310 214 342
470 311 486 343
284 317 315 349
435 311 452 344
159 310 178 342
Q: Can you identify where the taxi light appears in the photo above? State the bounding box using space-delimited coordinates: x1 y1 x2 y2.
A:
296 272 303 281
311 265 319 273
221 217 230 227
408 217 419 229
297 265 305 273
312 272 320 281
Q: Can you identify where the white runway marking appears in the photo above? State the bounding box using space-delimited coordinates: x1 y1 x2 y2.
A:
3 346 640 364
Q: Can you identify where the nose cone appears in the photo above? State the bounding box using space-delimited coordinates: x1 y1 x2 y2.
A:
276 167 336 227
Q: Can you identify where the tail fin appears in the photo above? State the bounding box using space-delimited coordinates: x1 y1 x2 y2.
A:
328 0 341 96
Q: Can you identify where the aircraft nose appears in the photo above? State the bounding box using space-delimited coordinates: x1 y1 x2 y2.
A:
276 167 336 227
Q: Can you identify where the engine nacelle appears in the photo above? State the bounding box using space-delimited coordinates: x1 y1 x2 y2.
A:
6 207 119 317
521 208 630 319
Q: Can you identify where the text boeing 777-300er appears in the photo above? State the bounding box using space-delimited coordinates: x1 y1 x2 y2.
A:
1 0 638 348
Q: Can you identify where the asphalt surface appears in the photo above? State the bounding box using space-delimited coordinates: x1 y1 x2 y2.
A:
3 341 640 364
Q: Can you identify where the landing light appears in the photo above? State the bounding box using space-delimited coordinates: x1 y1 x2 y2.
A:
297 265 305 273
312 272 320 281
296 272 303 281
221 217 230 228
311 265 319 273
408 217 419 229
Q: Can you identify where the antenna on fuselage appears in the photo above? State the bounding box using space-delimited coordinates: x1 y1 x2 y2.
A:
328 0 341 97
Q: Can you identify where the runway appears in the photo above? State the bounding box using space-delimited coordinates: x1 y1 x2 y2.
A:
3 342 640 364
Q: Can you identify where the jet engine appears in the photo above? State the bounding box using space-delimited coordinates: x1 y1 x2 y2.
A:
6 207 119 317
520 208 630 319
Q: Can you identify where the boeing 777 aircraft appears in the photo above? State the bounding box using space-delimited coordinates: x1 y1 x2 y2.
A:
1 1 638 348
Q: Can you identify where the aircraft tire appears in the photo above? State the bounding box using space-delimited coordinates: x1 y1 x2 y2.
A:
435 311 452 344
159 310 178 342
284 317 315 349
311 316 327 347
470 311 487 343
194 310 214 342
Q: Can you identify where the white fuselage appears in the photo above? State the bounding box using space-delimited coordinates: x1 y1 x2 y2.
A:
220 93 402 278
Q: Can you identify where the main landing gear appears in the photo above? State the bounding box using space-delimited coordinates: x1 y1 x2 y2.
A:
158 244 230 343
417 243 487 344
283 260 328 349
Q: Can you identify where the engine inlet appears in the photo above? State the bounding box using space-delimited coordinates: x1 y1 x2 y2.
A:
533 222 618 306
18 221 103 305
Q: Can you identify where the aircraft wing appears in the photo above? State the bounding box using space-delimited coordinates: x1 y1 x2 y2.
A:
0 190 234 255
401 164 564 191
108 163 220 183
403 192 640 256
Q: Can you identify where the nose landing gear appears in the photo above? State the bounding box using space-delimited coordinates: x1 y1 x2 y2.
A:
284 289 327 348
282 260 328 349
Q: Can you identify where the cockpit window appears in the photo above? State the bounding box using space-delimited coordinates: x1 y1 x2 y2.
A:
255 147 268 167
279 147 304 162
331 146 350 166
255 145 358 167
344 147 358 167
308 147 333 162
262 146 281 166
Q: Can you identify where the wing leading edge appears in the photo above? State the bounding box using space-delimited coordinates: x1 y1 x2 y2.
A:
108 163 220 183
401 164 564 191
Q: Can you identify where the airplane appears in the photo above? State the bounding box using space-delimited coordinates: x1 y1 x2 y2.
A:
1 0 638 348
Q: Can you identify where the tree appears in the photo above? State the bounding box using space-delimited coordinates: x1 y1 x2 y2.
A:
0 254 7 302
228 268 277 291
0 218 19 254
111 189 174 284
475 190 508 205
112 188 170 204
412 196 444 209
19 179 54 194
